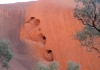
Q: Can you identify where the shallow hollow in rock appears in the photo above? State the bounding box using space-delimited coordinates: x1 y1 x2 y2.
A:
38 33 46 44
43 50 54 61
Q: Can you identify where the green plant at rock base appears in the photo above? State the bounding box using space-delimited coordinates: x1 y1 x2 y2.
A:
0 40 13 70
74 0 100 53
33 61 59 70
33 62 49 70
33 61 81 70
67 61 80 70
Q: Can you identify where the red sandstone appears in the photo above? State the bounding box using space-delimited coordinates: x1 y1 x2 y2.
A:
0 0 100 70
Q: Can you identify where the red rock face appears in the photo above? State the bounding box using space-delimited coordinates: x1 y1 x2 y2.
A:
20 0 100 70
0 0 100 70
0 2 38 70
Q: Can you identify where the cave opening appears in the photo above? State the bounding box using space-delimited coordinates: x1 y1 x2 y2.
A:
46 50 54 61
42 36 46 40
30 17 35 22
47 50 52 54
30 17 35 20
38 33 46 44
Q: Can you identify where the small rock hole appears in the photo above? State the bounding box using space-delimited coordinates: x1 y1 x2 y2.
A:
47 50 52 54
43 36 46 40
38 33 46 44
45 50 54 61
30 17 35 20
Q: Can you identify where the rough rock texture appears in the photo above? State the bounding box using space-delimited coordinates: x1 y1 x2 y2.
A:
0 0 100 70
0 1 38 70
20 0 100 70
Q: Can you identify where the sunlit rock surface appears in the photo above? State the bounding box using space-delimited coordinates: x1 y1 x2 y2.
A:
21 0 100 70
0 0 100 70
0 1 38 70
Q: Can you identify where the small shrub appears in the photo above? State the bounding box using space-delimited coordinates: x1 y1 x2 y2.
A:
67 61 80 70
0 40 13 69
49 61 59 70
33 62 49 70
33 61 59 70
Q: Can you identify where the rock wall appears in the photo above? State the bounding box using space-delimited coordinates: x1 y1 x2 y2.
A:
20 0 100 70
0 2 38 70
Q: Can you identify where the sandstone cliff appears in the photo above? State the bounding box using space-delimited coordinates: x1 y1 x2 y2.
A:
0 2 38 70
20 0 100 70
0 0 100 70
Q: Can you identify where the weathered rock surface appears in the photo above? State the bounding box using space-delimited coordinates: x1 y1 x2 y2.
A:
0 0 100 70
0 1 38 70
21 0 100 70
